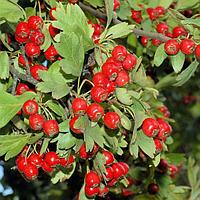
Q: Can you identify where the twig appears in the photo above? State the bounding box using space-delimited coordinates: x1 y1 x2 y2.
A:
79 2 171 42
11 75 18 95
20 45 31 76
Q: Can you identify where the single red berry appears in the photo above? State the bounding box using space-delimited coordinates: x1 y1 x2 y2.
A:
156 118 172 140
98 186 109 197
29 30 45 46
118 162 129 175
15 35 29 43
141 37 148 46
70 116 84 134
180 39 196 55
17 157 27 172
152 39 162 46
123 53 137 71
24 163 39 180
30 64 47 80
142 118 160 137
87 103 104 122
131 10 142 24
44 45 58 61
49 24 59 37
28 153 42 167
91 86 108 103
148 183 159 194
102 62 119 81
29 113 45 131
115 70 130 87
92 72 108 87
114 0 120 11
112 45 127 62
169 165 178 178
105 167 114 180
156 22 169 34
85 186 99 198
102 150 115 165
72 98 87 115
92 34 100 44
15 22 30 39
112 163 124 180
93 23 103 35
18 54 32 68
60 154 74 167
154 139 163 153
104 112 121 130
164 39 180 55
44 151 59 167
122 188 134 197
155 6 165 15
23 100 38 115
28 16 44 30
16 83 29 95
166 31 173 38
195 44 200 60
43 119 59 137
85 171 101 188
49 7 56 20
25 42 41 58
79 143 88 159
105 81 116 94
41 161 53 173
146 8 159 21
158 106 170 118
173 26 188 38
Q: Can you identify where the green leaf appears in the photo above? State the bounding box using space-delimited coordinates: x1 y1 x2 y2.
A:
153 43 168 67
137 130 156 158
54 33 84 77
176 0 199 10
170 51 185 73
0 0 25 23
40 138 50 155
40 24 52 51
104 0 113 28
37 62 70 99
59 120 70 133
117 1 132 20
153 154 161 167
93 152 106 175
46 100 66 118
166 153 186 165
158 0 174 9
174 60 199 87
0 91 36 128
0 51 9 79
181 18 200 27
115 88 133 105
84 0 104 8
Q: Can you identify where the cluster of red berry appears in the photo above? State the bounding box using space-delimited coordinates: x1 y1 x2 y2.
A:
16 147 74 180
158 105 171 118
84 150 129 198
88 21 104 44
142 117 172 153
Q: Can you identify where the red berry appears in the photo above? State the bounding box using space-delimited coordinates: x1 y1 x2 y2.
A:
131 10 142 24
154 139 163 153
118 162 129 175
123 53 137 71
122 188 134 197
164 39 180 55
29 30 45 46
18 54 32 68
49 7 56 20
148 183 159 194
98 186 109 197
87 103 104 122
60 155 74 167
93 23 103 35
152 39 162 46
23 100 38 115
105 167 114 180
72 98 87 115
180 39 196 55
15 35 29 43
102 150 115 165
85 171 101 188
92 34 100 44
85 186 99 198
147 8 159 21
44 151 59 167
169 165 178 178
30 64 47 80
141 37 148 46
88 143 99 158
105 81 116 94
28 16 44 30
158 106 170 118
41 161 53 173
155 6 165 15
112 163 124 180
158 159 169 172
106 57 123 69
43 119 59 137
16 83 29 95
114 0 120 11
70 116 84 134
115 70 130 87
29 114 45 131
156 22 169 34
102 62 119 81
79 143 88 159
17 157 27 172
156 118 172 140
15 22 30 39
49 24 59 37
104 112 120 129
172 26 187 38
44 45 58 61
112 45 127 62
142 118 160 137
92 72 108 87
28 153 42 167
24 163 39 180
195 44 200 60
25 42 41 58
91 86 108 103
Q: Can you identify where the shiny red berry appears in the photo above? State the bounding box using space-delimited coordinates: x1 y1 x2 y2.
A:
104 112 120 129
112 163 124 180
15 35 29 43
155 6 165 15
118 162 129 175
70 116 84 134
87 103 104 122
147 8 159 21
29 30 45 46
24 163 39 180
15 22 30 39
92 72 108 87
28 153 42 167
158 106 170 118
105 81 116 94
102 62 119 81
142 118 160 137
93 23 103 35
164 39 179 55
180 39 196 55
123 53 137 71
79 143 88 159
44 45 58 61
29 114 45 131
115 70 130 87
156 118 172 140
152 39 162 46
85 171 101 188
85 186 99 198
30 64 47 80
91 86 108 103
172 26 187 38
131 10 142 24
169 165 178 178
18 54 32 68
98 186 109 197
17 157 27 172
28 16 44 30
105 167 114 180
114 0 120 11
25 42 41 58
148 183 159 194
102 150 115 165
23 100 38 115
112 45 127 62
141 37 148 46
44 151 59 167
154 139 163 153
43 119 59 137
156 22 169 34
72 98 87 115
41 161 53 173
195 44 200 60
16 83 29 95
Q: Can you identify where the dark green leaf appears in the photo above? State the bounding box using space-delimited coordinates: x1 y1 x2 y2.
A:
40 138 50 155
46 100 66 117
153 43 168 67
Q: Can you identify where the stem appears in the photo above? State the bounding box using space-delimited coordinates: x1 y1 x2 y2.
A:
11 75 18 95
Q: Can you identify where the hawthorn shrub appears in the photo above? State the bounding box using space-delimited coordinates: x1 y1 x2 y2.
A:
0 0 200 200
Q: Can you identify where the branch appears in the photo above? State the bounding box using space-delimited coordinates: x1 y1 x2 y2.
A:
79 2 171 42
